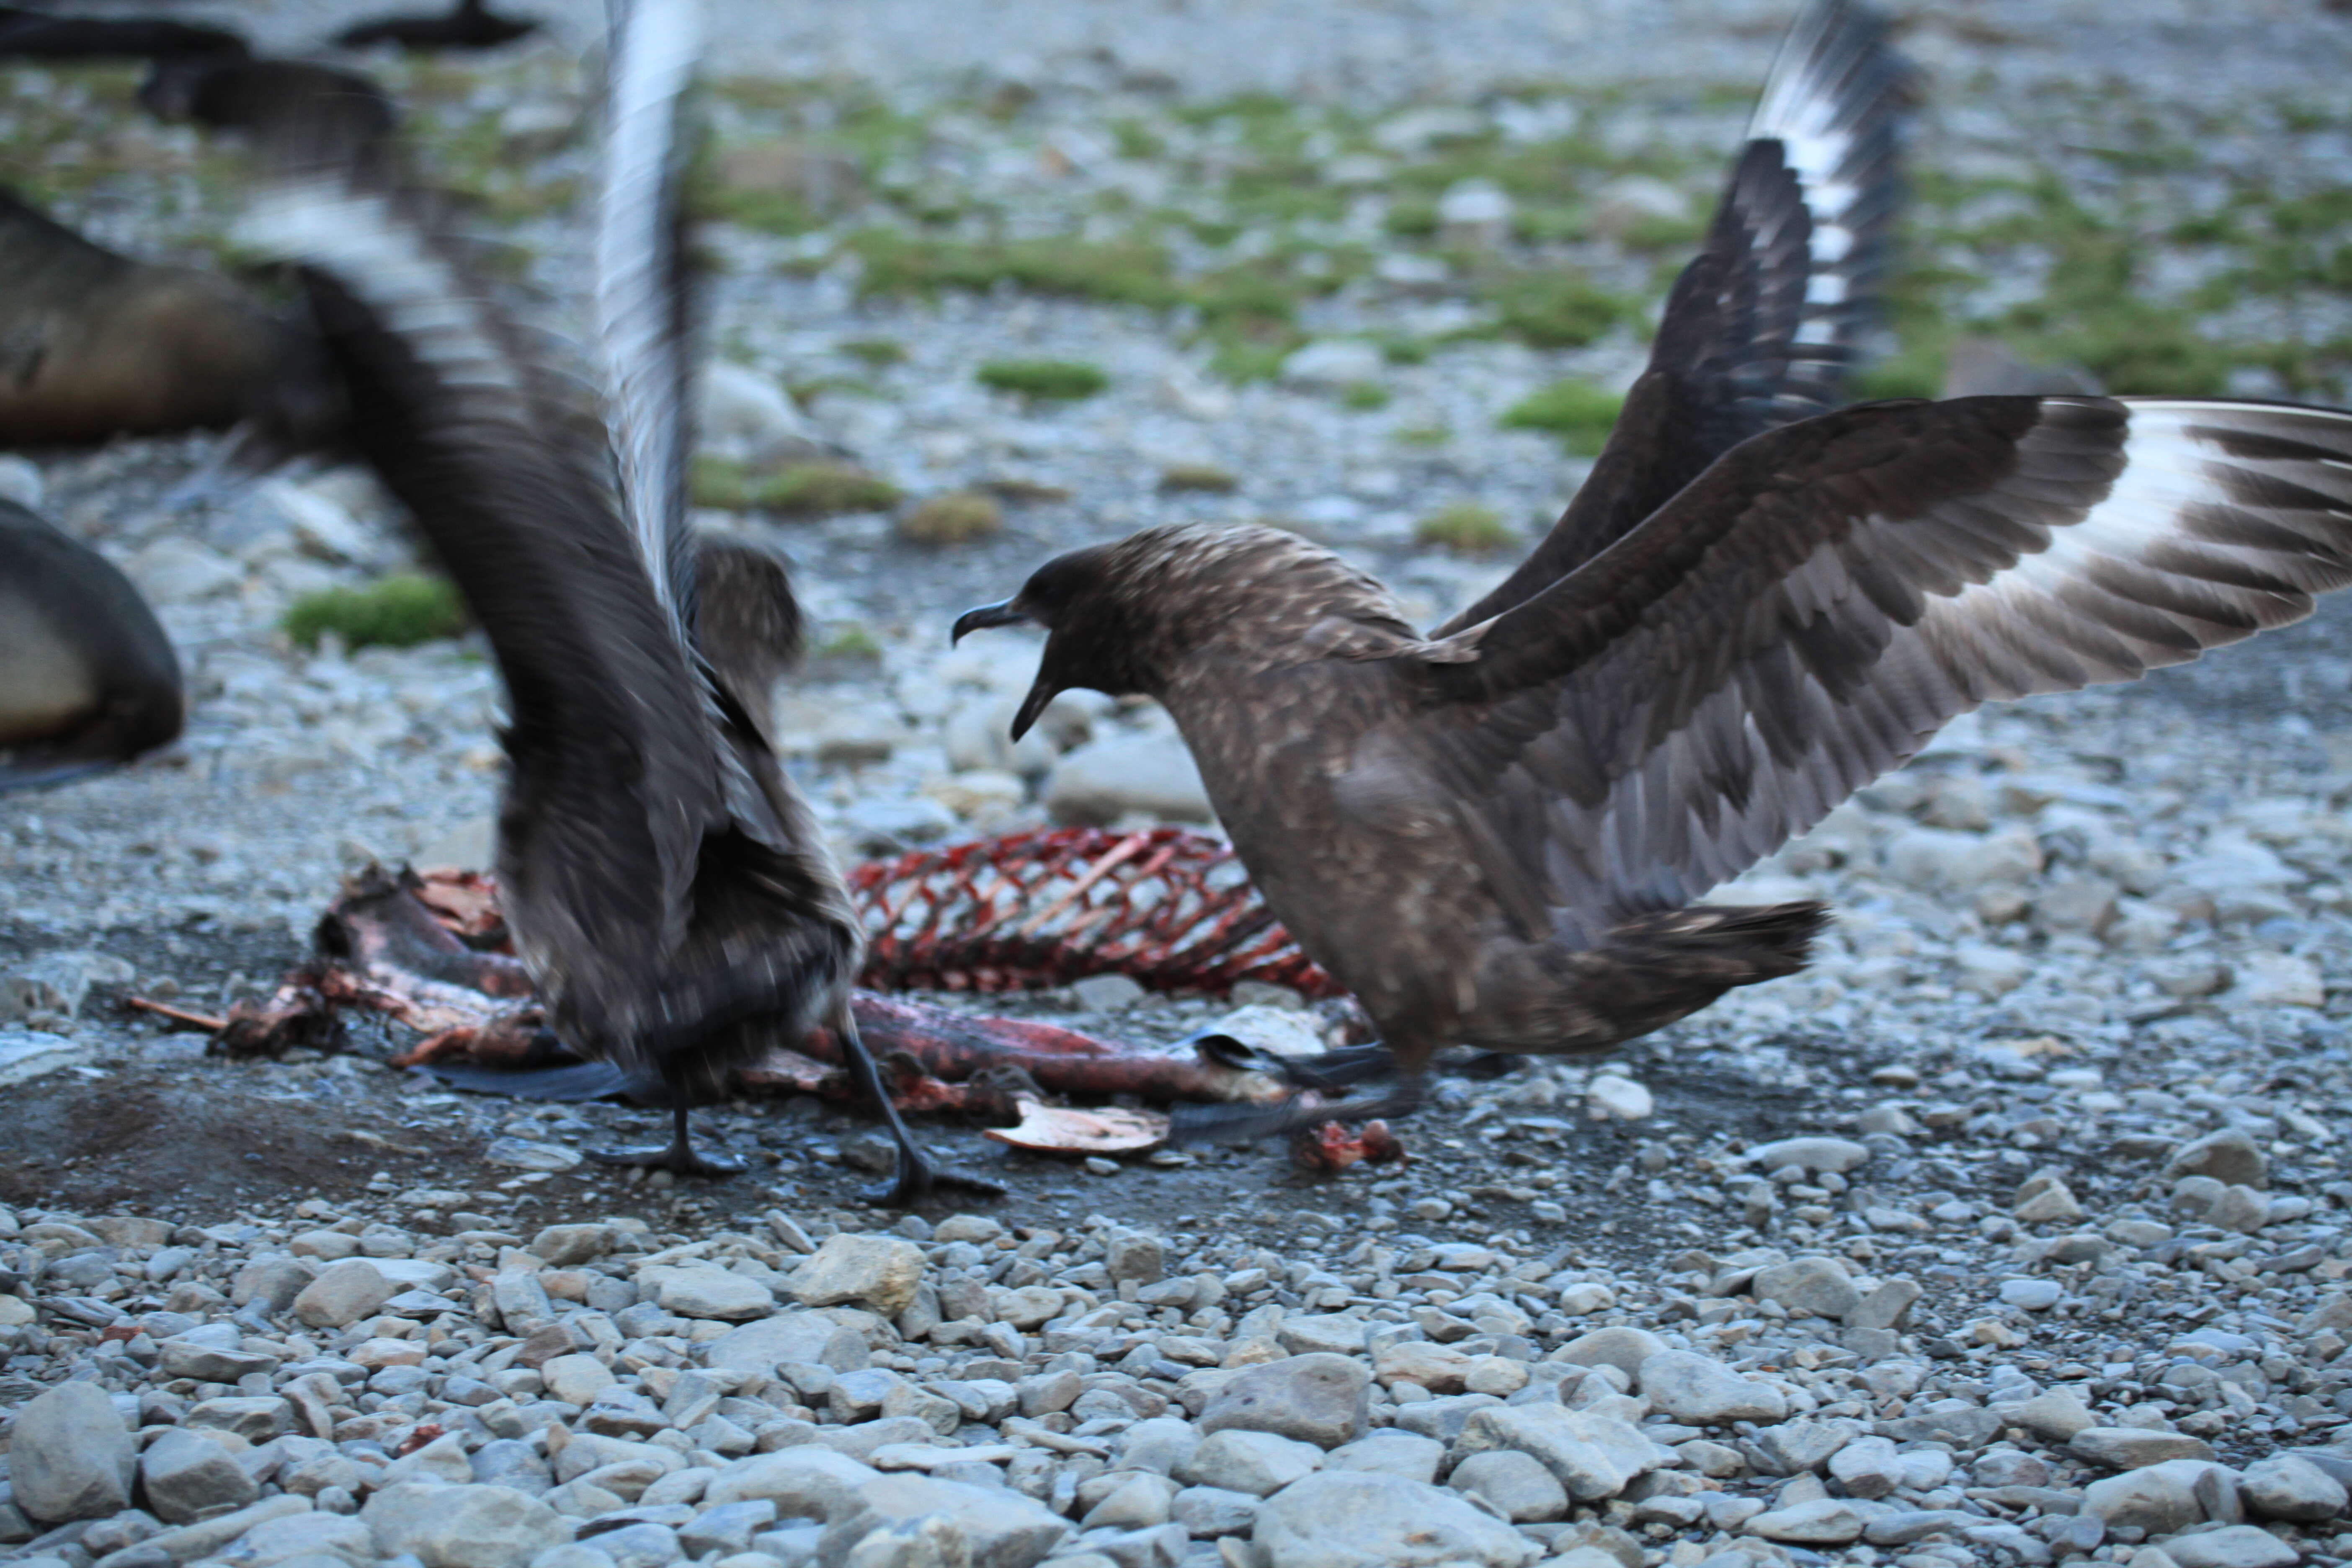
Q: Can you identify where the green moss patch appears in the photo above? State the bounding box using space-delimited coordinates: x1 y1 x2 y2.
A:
691 456 901 516
977 359 1109 400
1501 381 1624 456
284 575 468 652
1414 502 1516 555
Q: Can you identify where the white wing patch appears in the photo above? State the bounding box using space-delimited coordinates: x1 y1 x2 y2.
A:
1748 0 1889 330
237 179 525 408
596 0 702 632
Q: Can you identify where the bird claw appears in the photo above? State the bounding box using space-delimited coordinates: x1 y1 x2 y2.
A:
856 1153 1007 1207
585 1142 744 1179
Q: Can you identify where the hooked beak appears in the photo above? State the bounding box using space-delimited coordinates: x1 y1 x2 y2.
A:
951 599 1029 645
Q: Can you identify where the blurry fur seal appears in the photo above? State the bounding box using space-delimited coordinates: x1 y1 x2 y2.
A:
0 500 182 788
0 186 338 451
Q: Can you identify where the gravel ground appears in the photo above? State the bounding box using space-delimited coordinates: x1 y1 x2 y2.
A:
11 3 2352 1567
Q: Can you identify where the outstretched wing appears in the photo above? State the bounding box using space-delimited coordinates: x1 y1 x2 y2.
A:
596 0 702 642
1405 396 2352 946
237 149 722 1001
1436 0 1903 636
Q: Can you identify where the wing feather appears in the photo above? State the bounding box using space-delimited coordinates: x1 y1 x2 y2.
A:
1434 0 1906 636
1404 395 2352 946
596 0 702 640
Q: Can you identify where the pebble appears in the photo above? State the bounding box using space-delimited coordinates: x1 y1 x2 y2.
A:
1197 1352 1369 1449
1041 733 1214 825
1638 1351 1788 1425
787 1233 925 1315
1251 1471 1539 1568
363 1483 573 1568
2070 1428 2219 1469
292 1259 395 1328
1182 1429 1322 1496
9 1380 137 1524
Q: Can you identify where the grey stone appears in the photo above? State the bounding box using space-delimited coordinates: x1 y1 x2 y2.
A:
529 1225 614 1267
542 1354 617 1408
788 1234 926 1316
2013 1389 2096 1442
1452 1405 1658 1500
378 1434 475 1488
232 1258 318 1313
157 1336 277 1383
1748 1419 1861 1477
1997 1277 2063 1310
1827 1435 1903 1499
1743 1498 1867 1545
140 1430 258 1524
1551 1328 1665 1378
1171 1486 1259 1538
1750 1259 1859 1319
1111 1418 1198 1478
1043 735 1212 826
1638 1351 1788 1425
816 1473 1069 1568
11 1380 137 1523
1323 1432 1444 1485
1388 1393 1502 1443
2161 1525 2302 1568
2239 1454 2347 1522
1197 1352 1368 1449
703 1450 880 1520
2084 1460 2235 1534
132 1494 310 1562
0 1029 90 1087
2071 1429 2217 1469
361 1484 572 1568
646 1267 774 1322
1844 1279 1921 1331
1181 1429 1321 1497
1250 1472 1540 1568
679 1501 777 1558
1274 1314 1369 1357
1447 1449 1567 1522
1078 1473 1176 1531
2164 1128 2269 1189
1102 1230 1164 1285
219 1511 374 1567
185 1397 291 1442
1742 1137 1872 1174
292 1261 394 1329
1877 1402 2002 1448
705 1313 870 1377
589 1522 680 1568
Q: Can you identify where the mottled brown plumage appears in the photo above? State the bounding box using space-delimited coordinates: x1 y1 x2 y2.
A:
959 392 2352 1141
0 186 337 450
0 498 183 789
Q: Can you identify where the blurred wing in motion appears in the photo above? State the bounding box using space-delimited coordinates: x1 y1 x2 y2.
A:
596 0 702 642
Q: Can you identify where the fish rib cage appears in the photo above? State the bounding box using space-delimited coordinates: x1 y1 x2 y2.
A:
846 825 1341 998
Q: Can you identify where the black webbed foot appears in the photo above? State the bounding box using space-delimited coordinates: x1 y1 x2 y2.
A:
830 1003 1006 1207
585 1104 741 1177
856 1152 1007 1207
1274 1043 1396 1091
